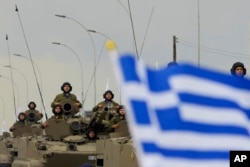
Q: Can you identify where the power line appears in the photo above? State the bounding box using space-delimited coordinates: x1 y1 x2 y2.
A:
177 38 249 59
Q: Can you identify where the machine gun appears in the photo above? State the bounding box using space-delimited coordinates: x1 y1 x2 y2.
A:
61 100 80 117
25 110 42 123
86 107 109 137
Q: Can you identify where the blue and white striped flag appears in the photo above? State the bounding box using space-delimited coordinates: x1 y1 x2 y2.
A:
106 41 250 167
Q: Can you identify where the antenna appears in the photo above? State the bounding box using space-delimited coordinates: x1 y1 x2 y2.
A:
127 0 139 60
15 5 48 120
139 0 156 59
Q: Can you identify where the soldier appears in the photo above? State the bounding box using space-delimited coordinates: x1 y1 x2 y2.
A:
85 129 98 141
24 101 43 124
230 62 247 78
51 82 82 116
41 104 64 128
9 112 27 132
109 105 126 132
92 90 119 121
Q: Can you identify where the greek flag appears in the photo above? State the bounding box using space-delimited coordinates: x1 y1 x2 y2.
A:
106 41 250 167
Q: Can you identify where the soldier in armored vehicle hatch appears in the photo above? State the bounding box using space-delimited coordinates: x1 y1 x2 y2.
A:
92 90 119 121
109 105 126 132
9 112 27 132
51 82 82 116
41 104 71 140
24 101 43 124
90 90 119 133
41 104 64 128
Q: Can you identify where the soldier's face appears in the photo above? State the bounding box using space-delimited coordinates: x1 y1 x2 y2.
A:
89 131 95 138
54 107 61 113
19 114 25 121
105 93 112 100
29 104 35 109
235 67 244 76
63 85 70 92
119 109 125 115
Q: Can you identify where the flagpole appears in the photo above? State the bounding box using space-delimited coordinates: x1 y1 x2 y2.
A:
197 0 201 67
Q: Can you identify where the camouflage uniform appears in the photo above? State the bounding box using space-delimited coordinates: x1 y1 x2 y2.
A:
49 114 65 120
92 100 120 123
41 104 64 129
9 121 26 132
51 93 81 108
92 100 119 112
109 115 125 132
9 112 27 132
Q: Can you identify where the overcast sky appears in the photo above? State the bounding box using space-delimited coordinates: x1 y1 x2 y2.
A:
0 0 250 131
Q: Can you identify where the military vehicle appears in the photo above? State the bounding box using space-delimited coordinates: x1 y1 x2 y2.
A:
96 137 139 167
0 132 13 167
95 120 139 167
9 101 100 167
2 99 139 167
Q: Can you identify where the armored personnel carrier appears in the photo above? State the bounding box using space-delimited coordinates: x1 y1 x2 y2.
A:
7 99 139 167
95 120 139 167
10 101 101 167
0 132 13 167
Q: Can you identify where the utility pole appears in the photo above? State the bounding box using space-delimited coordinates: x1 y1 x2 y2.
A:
197 0 201 67
173 35 177 62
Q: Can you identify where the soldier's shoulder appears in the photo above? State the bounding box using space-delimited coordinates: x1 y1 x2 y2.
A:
98 101 106 105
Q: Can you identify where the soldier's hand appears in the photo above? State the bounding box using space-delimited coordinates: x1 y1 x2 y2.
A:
112 123 120 129
42 122 49 128
102 120 110 126
10 127 15 132
74 103 81 108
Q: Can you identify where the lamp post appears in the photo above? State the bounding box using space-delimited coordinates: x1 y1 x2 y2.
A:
87 30 112 41
87 29 116 65
52 42 84 114
4 65 29 104
55 14 97 105
13 54 43 94
87 29 122 104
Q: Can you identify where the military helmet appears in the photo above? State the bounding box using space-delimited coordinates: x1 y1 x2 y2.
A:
61 82 72 92
230 62 246 76
167 61 178 67
18 112 26 121
103 90 114 99
28 101 36 109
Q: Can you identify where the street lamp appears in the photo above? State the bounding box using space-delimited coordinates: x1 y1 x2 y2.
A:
87 29 122 104
13 54 43 94
87 30 112 40
52 42 84 114
55 14 97 105
4 65 29 104
87 29 115 65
